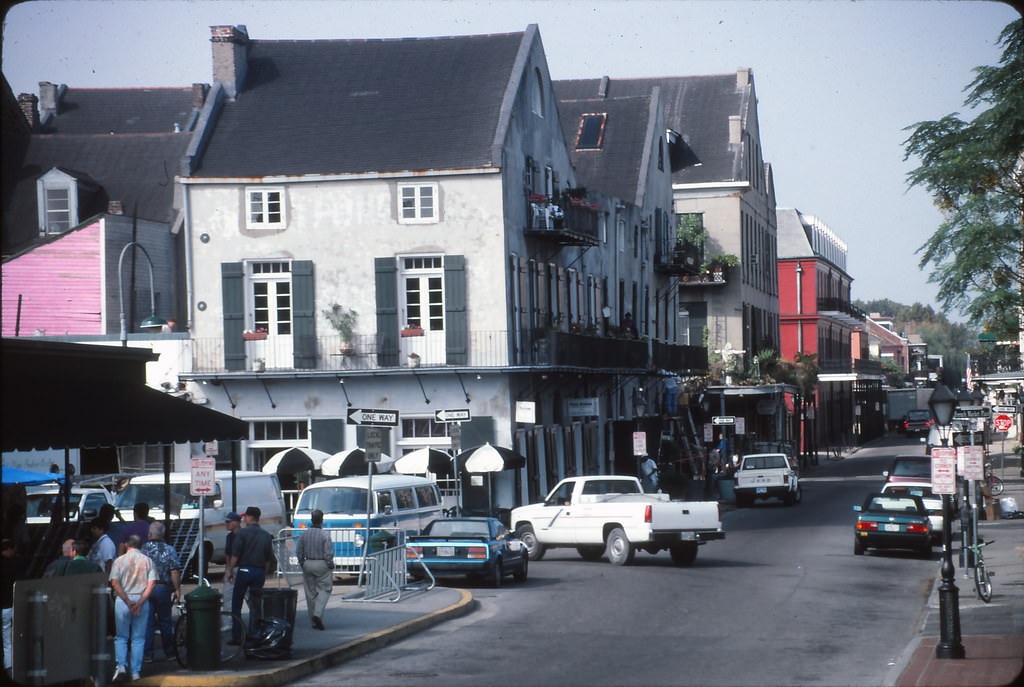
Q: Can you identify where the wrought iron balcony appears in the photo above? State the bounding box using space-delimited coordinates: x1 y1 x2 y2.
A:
524 198 600 246
817 298 866 323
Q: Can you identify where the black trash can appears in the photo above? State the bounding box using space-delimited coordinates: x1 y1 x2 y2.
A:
247 587 298 650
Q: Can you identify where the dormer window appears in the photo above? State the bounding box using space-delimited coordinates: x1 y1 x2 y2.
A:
36 168 79 235
576 114 607 150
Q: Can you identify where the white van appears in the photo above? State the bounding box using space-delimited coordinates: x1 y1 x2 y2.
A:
292 475 443 570
115 470 286 564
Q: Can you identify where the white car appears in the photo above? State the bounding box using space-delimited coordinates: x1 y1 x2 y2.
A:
25 485 116 525
880 480 943 542
734 453 801 507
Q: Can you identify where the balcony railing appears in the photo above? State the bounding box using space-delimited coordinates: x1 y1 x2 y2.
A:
524 200 600 246
187 330 707 375
817 298 866 321
819 358 884 376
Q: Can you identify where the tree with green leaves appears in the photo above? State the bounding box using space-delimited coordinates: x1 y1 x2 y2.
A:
903 19 1024 341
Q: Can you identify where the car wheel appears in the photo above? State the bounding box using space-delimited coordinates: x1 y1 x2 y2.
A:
669 542 698 566
516 525 546 561
513 555 528 583
576 545 604 561
605 527 634 566
854 538 865 556
492 559 504 587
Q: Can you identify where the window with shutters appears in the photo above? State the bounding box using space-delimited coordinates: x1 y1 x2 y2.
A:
250 261 292 335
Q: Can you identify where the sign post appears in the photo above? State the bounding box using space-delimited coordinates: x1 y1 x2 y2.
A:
190 457 216 584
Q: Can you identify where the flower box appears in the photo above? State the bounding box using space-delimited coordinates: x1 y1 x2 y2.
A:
243 332 267 341
401 326 424 337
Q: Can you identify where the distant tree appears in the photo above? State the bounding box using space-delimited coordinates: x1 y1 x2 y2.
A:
903 19 1024 341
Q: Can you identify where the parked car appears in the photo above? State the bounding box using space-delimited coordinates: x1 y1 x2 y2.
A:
881 481 943 542
25 484 116 524
900 409 933 435
853 492 932 558
407 517 528 586
734 453 801 507
882 455 933 484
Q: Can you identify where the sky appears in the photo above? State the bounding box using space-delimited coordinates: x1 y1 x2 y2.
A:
3 0 1019 318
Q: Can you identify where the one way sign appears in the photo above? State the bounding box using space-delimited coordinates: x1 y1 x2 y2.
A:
347 408 400 427
434 408 471 423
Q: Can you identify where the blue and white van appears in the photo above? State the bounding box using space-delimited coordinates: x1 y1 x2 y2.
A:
291 474 443 570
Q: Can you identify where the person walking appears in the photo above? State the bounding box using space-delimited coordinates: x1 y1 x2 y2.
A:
295 509 333 630
109 534 156 682
140 522 181 663
51 540 102 576
226 507 275 645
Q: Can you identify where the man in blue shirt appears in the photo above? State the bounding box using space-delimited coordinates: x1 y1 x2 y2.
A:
226 507 275 645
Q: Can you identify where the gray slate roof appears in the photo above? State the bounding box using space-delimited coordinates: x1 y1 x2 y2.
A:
554 93 653 205
3 134 191 255
193 32 527 178
776 208 814 258
41 88 198 135
553 75 747 185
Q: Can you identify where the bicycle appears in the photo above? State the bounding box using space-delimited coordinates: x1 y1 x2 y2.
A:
984 463 1004 497
966 538 995 603
173 594 247 668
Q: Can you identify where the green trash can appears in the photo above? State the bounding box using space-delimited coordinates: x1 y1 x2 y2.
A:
368 530 396 553
185 585 222 670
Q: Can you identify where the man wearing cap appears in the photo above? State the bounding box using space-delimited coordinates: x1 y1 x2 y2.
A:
221 512 242 627
226 507 275 645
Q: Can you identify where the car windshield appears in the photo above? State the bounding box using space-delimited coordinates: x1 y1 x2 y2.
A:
865 496 922 514
743 455 788 470
296 486 372 514
25 493 61 518
116 483 214 514
580 480 641 495
425 520 490 537
885 485 935 499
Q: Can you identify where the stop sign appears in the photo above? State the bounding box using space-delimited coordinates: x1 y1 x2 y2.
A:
994 414 1014 432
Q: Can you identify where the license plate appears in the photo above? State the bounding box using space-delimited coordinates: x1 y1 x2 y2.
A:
437 546 455 557
756 487 767 494
884 524 901 532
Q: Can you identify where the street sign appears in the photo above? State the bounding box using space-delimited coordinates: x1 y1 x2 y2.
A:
434 408 471 423
992 405 1017 414
347 408 399 427
712 416 735 426
364 427 383 462
930 448 957 494
190 457 216 496
735 417 746 435
567 397 599 417
959 445 984 481
953 406 989 420
633 431 647 456
703 423 713 443
449 422 462 454
516 401 536 424
994 414 1014 432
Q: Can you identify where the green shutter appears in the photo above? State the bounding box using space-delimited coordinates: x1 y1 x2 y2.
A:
444 255 467 364
460 415 494 449
375 257 399 366
311 419 345 455
292 260 316 369
221 262 245 371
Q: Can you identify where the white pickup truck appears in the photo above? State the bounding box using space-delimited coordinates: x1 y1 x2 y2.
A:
733 453 802 507
510 475 725 566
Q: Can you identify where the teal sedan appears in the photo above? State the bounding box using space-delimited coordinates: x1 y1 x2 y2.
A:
853 493 932 558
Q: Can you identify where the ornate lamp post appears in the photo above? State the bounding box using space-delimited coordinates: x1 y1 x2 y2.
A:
117 241 168 346
928 384 965 659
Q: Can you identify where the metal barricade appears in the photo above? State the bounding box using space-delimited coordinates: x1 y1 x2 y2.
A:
355 543 435 603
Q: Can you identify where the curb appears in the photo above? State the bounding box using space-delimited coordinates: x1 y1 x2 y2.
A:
137 589 476 687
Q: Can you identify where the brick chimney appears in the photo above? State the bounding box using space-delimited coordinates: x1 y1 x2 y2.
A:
737 67 751 88
107 201 125 215
191 82 209 109
38 81 65 120
210 25 249 99
17 93 39 132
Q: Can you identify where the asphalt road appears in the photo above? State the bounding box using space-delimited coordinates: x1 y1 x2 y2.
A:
294 436 936 687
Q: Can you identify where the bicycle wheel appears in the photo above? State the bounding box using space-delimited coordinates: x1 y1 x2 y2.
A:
219 612 246 663
174 613 189 668
974 560 993 603
988 476 1004 497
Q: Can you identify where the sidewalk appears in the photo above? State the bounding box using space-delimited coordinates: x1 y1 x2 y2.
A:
894 449 1024 687
134 581 473 687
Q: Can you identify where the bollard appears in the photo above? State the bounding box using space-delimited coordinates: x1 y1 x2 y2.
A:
185 585 222 670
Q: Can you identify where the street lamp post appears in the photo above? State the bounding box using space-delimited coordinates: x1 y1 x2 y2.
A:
928 384 965 660
117 241 168 346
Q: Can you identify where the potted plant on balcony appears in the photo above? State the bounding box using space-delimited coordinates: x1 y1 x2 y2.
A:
701 253 739 281
323 304 358 354
407 352 421 368
243 327 268 341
